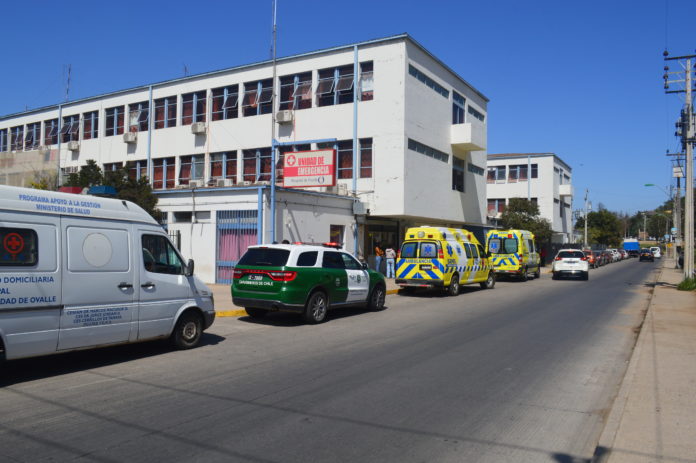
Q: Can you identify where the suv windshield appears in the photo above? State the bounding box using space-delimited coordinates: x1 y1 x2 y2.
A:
238 248 290 266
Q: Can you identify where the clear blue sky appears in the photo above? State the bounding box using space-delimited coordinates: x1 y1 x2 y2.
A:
2 0 693 215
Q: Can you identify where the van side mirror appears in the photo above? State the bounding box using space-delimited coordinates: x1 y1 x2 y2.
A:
185 259 195 276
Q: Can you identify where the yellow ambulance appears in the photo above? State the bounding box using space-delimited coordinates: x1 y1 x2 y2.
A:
395 226 495 295
485 229 540 281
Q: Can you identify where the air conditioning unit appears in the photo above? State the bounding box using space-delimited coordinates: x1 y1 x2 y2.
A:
123 132 137 144
337 183 349 196
276 110 294 124
241 181 253 186
188 179 204 188
255 180 270 186
176 183 190 189
67 141 80 151
216 178 235 187
353 201 367 215
191 122 206 134
324 186 338 194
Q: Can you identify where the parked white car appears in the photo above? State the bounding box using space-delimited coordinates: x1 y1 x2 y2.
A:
650 246 662 258
552 249 590 280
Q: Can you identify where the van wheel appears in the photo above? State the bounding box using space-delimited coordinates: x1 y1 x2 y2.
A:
245 307 268 319
171 311 203 349
368 284 386 311
304 291 328 324
480 272 495 289
448 275 460 296
520 267 528 282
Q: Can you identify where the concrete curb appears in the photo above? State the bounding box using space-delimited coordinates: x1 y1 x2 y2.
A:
590 259 666 462
216 288 401 318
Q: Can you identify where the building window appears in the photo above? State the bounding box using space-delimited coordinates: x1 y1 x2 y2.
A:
44 119 58 145
530 197 538 207
453 91 466 124
179 154 205 185
277 144 311 182
360 138 373 178
563 174 570 184
242 79 273 117
243 147 272 182
508 164 529 182
126 160 147 180
105 106 125 136
10 126 24 151
467 105 485 122
452 158 465 192
0 129 7 152
279 72 312 111
210 151 237 183
182 91 207 125
154 96 177 129
25 122 41 150
408 64 449 98
82 111 99 140
488 199 505 216
60 115 80 143
487 166 505 183
128 101 149 132
317 65 354 107
212 85 239 121
152 157 175 189
360 61 373 101
103 162 122 172
407 138 449 163
531 163 538 178
468 163 484 176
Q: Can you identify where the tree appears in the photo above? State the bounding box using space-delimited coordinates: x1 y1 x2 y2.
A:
499 198 553 247
64 159 103 188
575 209 622 246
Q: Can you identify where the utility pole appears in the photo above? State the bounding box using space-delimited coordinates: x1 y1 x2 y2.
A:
583 189 589 248
664 50 695 279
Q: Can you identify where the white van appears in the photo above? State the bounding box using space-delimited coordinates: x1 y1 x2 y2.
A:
0 185 215 362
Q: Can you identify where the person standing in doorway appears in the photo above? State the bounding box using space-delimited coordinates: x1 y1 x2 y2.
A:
374 243 385 274
385 244 396 278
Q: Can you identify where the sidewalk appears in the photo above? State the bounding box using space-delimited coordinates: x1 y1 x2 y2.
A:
210 277 402 317
595 258 696 463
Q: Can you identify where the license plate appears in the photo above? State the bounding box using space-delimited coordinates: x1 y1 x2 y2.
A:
420 264 432 270
248 274 263 281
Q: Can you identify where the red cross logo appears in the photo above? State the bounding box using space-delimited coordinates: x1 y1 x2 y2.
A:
3 233 24 258
286 154 297 167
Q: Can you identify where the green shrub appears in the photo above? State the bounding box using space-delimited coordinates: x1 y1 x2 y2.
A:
677 277 696 291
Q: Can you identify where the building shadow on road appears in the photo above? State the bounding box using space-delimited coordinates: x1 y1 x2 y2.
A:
0 333 225 387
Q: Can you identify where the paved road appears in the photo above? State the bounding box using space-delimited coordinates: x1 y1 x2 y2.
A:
0 259 660 463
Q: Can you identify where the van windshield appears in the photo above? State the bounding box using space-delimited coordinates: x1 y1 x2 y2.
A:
238 248 290 267
489 237 518 254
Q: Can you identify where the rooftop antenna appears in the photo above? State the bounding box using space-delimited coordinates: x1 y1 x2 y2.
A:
183 63 189 77
64 64 72 102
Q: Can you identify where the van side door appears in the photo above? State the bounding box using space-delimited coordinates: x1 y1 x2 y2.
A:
58 218 136 350
137 231 192 340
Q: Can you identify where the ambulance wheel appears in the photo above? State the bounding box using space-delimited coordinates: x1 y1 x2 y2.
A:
520 267 528 282
368 284 386 311
245 307 268 319
304 291 328 324
171 311 203 349
534 266 541 279
448 275 460 296
480 272 496 289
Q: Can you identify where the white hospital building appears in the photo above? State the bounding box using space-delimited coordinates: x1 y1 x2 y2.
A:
0 34 489 283
486 153 574 243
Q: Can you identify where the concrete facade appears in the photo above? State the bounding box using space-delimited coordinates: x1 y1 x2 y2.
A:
0 34 489 283
486 153 574 243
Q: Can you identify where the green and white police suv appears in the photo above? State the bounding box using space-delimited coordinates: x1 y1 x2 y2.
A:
232 243 386 324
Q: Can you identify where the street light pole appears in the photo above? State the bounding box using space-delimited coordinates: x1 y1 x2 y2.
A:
583 188 589 248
